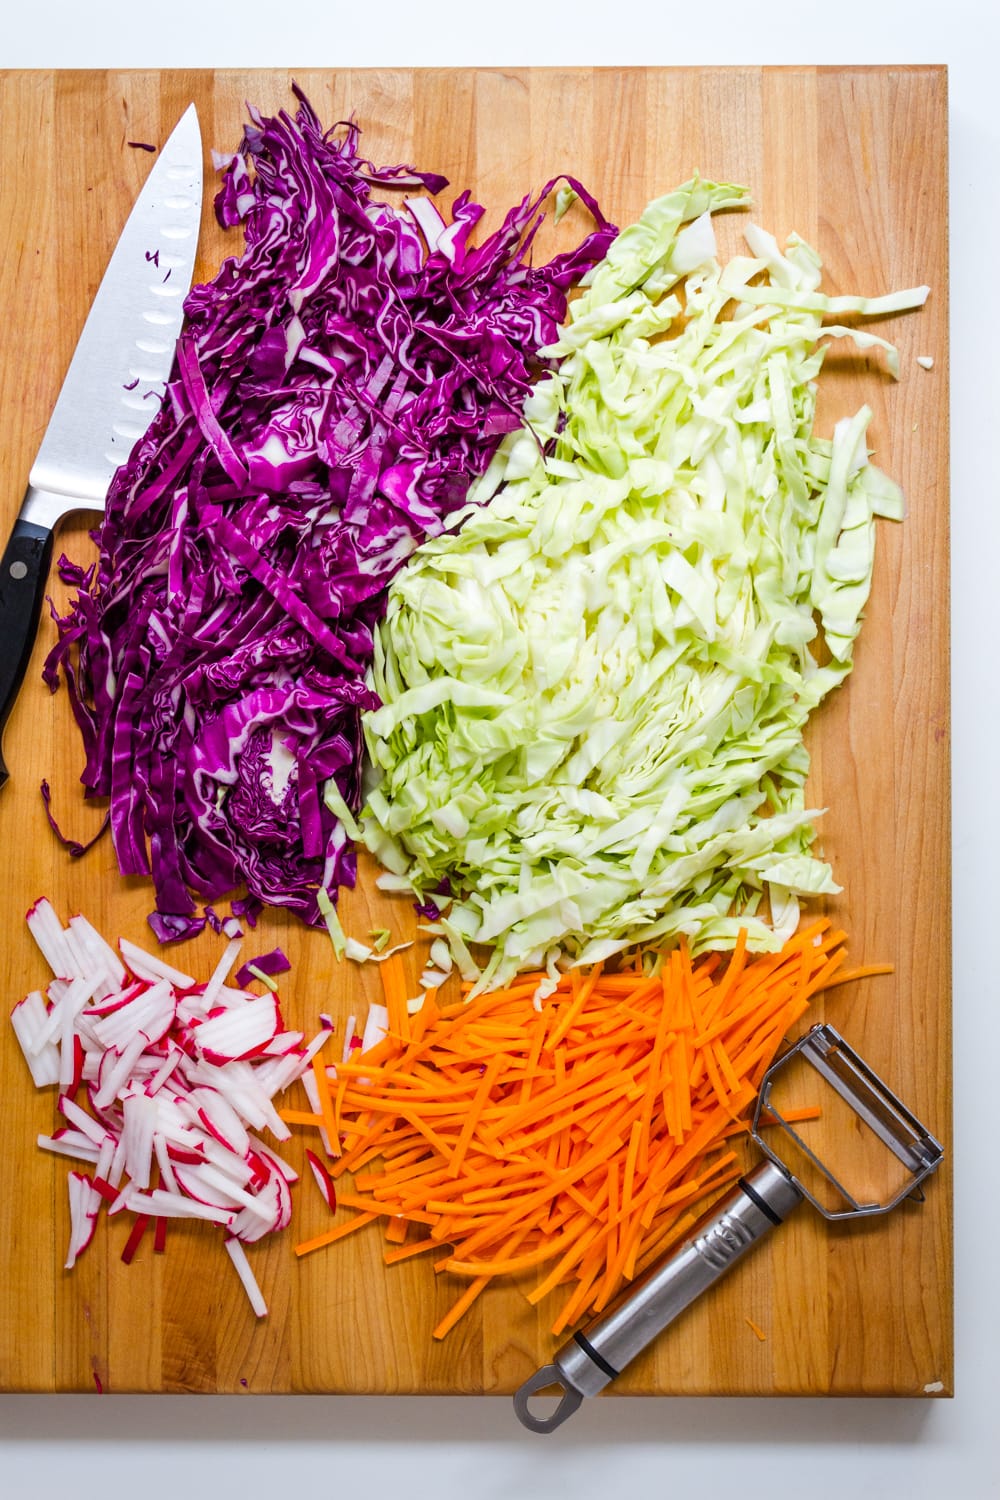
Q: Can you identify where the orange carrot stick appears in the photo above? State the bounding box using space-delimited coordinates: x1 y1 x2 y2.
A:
380 952 412 1043
295 1211 379 1257
432 1275 490 1340
311 1053 341 1159
283 923 882 1339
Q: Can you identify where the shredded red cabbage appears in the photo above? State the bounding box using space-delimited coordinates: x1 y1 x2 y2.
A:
46 88 616 942
40 779 109 859
234 948 292 988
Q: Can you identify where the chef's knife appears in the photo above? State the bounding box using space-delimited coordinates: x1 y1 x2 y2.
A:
0 103 203 788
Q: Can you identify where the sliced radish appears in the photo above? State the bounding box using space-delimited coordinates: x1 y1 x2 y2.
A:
91 979 174 1052
117 937 195 991
260 1029 305 1056
153 1135 180 1196
305 1149 337 1211
26 898 77 979
172 1161 258 1216
11 992 60 1087
359 1001 389 1057
91 1033 148 1112
58 1094 113 1148
65 1172 102 1268
253 1051 310 1099
201 1139 255 1188
188 1087 250 1158
145 1044 184 1096
193 993 280 1063
38 1133 101 1165
228 1168 291 1243
299 1071 334 1157
91 1176 121 1206
249 1139 298 1185
198 935 244 1011
298 1030 331 1069
224 1236 268 1318
68 912 128 995
341 1015 356 1064
35 973 102 1054
12 898 325 1317
121 1091 159 1190
125 1186 235 1225
121 1214 151 1265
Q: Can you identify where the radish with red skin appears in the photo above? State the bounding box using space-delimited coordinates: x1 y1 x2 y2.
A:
229 1169 292 1243
37 1133 101 1165
121 1213 151 1265
172 1162 264 1218
65 1172 102 1269
69 1033 86 1093
306 1149 337 1211
192 994 282 1063
194 1104 250 1158
250 1140 297 1184
91 979 175 1051
12 897 323 1317
92 1033 148 1111
153 1136 181 1195
58 1093 112 1148
117 937 195 990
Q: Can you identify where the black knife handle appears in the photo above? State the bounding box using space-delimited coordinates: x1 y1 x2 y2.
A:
0 515 55 790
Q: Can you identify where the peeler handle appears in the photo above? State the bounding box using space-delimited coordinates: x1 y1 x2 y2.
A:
513 1159 804 1433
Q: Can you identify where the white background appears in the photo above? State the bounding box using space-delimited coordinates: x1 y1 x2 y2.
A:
3 3 997 1496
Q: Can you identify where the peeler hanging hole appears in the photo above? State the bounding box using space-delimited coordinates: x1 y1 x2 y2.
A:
513 1364 584 1433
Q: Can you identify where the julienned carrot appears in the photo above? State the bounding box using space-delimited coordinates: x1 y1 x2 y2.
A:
384 1214 409 1245
311 1052 340 1157
379 952 411 1043
431 1274 491 1340
290 920 877 1339
294 1210 380 1257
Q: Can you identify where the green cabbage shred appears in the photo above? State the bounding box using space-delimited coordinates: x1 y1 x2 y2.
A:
354 177 927 992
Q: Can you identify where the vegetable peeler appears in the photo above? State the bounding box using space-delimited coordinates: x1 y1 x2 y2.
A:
513 1022 943 1432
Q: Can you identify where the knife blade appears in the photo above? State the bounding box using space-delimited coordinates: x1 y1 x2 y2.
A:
0 103 203 788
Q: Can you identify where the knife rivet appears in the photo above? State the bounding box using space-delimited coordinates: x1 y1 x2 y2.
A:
9 561 27 581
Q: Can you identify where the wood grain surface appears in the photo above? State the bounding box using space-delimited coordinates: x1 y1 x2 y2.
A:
0 66 950 1397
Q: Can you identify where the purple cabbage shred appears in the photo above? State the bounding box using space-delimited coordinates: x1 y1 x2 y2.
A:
45 86 616 941
39 779 109 859
234 947 292 988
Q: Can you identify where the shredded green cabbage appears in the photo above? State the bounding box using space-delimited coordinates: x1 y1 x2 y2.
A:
356 177 927 991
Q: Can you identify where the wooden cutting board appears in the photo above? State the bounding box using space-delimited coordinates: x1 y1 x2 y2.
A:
0 66 950 1397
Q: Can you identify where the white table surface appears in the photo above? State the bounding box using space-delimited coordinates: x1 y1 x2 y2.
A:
3 3 996 1496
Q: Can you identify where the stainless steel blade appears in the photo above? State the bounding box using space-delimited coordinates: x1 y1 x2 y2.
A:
0 104 203 787
24 103 203 529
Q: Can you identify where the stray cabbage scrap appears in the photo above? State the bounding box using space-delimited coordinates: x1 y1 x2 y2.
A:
359 177 928 991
